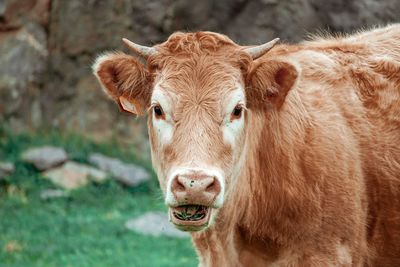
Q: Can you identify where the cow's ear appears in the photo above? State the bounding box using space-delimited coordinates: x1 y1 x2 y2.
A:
92 52 150 116
246 60 298 110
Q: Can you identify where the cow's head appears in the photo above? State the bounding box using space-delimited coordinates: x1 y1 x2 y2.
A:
93 32 297 231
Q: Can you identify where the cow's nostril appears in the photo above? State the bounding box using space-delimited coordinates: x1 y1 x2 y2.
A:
174 176 186 191
205 177 221 194
170 173 222 207
172 174 221 197
206 179 216 191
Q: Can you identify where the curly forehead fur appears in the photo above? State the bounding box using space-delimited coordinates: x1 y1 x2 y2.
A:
148 32 252 81
156 31 237 54
147 32 252 117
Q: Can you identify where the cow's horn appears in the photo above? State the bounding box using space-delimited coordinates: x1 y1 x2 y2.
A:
122 38 157 60
244 38 280 59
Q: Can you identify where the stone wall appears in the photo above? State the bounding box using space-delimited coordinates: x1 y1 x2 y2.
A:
1 0 399 148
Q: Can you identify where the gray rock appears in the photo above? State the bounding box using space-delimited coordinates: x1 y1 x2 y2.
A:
0 20 47 127
42 161 107 189
0 0 50 29
2 0 400 148
40 189 68 200
0 162 15 180
89 153 150 187
125 212 188 238
21 146 68 170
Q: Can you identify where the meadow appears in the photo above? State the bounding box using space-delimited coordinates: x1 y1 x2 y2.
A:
0 127 197 267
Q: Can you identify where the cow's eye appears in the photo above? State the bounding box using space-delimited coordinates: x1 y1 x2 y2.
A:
231 105 243 120
153 105 164 119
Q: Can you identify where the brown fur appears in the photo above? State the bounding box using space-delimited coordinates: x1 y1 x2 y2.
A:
93 25 400 266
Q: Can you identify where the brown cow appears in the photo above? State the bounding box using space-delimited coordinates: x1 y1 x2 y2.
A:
93 24 400 266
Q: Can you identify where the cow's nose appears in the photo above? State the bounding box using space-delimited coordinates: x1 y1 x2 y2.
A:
171 173 221 206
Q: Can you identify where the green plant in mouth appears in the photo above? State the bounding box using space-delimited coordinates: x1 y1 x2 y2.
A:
173 205 207 221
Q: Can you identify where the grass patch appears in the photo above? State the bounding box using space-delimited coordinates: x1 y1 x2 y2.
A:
0 126 197 267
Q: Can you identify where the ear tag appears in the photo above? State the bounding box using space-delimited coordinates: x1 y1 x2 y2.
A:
119 96 138 114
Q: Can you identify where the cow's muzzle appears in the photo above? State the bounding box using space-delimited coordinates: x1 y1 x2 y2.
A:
167 170 223 231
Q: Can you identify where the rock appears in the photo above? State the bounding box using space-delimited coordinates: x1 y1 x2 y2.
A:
21 146 68 170
0 21 47 127
1 0 400 146
125 212 188 238
0 0 50 29
42 161 107 189
40 188 68 200
0 162 15 180
89 153 150 187
0 0 48 129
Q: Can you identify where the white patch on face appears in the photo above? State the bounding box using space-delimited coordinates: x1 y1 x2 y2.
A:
221 86 246 147
229 135 247 186
151 84 174 145
337 244 352 265
165 166 225 208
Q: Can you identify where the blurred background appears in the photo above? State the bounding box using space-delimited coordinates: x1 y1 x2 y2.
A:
0 0 399 266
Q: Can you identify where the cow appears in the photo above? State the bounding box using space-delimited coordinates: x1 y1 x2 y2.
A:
93 24 400 266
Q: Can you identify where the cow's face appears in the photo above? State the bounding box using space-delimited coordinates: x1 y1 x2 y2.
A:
147 55 249 231
93 32 297 231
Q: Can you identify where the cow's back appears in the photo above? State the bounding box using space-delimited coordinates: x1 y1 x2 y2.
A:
349 26 400 266
275 24 400 266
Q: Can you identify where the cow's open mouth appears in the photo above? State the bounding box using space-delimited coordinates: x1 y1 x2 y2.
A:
169 205 211 231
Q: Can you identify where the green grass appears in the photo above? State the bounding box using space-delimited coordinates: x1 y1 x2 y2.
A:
0 126 197 267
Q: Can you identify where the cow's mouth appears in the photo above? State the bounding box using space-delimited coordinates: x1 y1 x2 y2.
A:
169 205 211 231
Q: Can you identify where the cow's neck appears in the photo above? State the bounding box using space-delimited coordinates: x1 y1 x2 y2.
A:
228 107 317 243
192 106 319 264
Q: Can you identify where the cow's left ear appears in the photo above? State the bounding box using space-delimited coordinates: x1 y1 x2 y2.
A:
246 60 298 110
92 52 151 116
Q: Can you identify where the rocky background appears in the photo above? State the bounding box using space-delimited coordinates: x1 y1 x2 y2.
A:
1 0 399 151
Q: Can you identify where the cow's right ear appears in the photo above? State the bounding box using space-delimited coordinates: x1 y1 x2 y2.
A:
92 52 150 116
246 59 298 110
